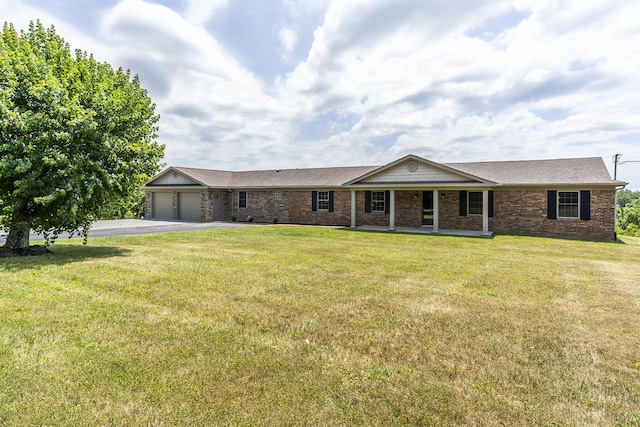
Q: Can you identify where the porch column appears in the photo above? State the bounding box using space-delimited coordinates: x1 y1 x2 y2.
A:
482 189 489 236
351 190 357 228
389 190 396 230
433 190 439 233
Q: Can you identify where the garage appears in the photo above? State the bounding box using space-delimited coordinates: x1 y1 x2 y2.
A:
178 192 202 222
151 192 173 220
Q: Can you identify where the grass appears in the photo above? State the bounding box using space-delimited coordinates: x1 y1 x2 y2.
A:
1 226 639 426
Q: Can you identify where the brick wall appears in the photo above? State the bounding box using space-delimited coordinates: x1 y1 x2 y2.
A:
395 191 423 228
355 191 388 227
144 191 152 218
439 189 616 240
231 190 292 223
489 189 616 240
287 190 351 225
439 190 483 231
146 187 616 240
353 190 423 228
200 190 234 222
221 192 233 222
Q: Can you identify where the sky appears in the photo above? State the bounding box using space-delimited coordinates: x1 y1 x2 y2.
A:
2 0 640 189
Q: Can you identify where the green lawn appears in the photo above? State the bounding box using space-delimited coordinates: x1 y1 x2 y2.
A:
1 226 639 426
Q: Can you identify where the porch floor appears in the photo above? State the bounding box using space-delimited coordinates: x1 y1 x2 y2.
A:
351 226 494 238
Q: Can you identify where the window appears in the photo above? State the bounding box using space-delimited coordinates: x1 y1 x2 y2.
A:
273 191 283 201
239 191 247 209
317 191 329 210
312 191 334 212
372 191 385 212
558 191 578 218
468 191 483 215
459 191 494 217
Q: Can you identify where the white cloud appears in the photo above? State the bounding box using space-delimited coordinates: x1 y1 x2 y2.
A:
97 0 297 169
185 0 228 26
278 26 298 61
274 0 640 187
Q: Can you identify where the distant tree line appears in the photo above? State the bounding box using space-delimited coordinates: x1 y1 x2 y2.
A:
617 189 640 236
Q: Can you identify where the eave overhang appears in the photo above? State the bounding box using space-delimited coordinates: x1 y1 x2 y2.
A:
344 182 496 190
142 184 208 191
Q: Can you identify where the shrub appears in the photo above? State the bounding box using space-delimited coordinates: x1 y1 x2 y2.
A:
247 215 254 223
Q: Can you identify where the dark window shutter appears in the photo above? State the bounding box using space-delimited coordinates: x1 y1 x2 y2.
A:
311 191 317 211
328 191 334 212
547 190 557 219
459 191 467 217
488 190 494 218
384 191 390 214
580 190 590 220
365 191 372 213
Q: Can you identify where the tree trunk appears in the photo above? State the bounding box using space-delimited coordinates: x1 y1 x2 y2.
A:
3 226 31 250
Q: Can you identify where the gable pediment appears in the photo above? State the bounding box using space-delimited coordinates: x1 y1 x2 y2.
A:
147 168 204 186
346 155 492 186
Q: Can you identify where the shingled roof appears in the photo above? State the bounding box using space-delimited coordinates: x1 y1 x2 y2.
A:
172 167 234 187
171 165 379 188
152 156 622 188
444 157 620 186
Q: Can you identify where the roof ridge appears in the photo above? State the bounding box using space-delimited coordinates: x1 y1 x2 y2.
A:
173 166 232 173
231 165 379 173
445 156 602 165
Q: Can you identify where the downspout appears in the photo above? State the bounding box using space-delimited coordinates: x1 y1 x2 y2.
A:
614 184 627 241
614 188 618 241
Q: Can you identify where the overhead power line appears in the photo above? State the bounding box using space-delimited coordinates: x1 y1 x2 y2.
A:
613 154 640 180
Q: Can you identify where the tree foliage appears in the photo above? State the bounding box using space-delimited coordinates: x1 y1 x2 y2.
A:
98 188 147 220
617 190 640 237
0 21 164 249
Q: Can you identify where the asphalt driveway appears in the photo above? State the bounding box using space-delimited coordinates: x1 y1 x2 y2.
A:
0 219 251 244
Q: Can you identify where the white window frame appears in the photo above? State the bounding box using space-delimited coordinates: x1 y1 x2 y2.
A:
558 191 579 219
238 191 247 209
468 191 483 215
273 191 283 201
372 191 385 212
317 191 329 211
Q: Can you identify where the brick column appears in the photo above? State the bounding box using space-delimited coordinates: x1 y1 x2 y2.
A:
351 190 357 228
482 189 489 235
389 190 396 230
433 190 439 232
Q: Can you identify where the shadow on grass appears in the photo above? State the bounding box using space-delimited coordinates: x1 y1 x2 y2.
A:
0 245 131 271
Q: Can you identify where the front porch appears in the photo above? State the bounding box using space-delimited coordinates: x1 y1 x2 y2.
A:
351 225 494 238
349 189 494 236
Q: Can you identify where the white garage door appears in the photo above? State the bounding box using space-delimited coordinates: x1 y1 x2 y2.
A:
178 192 202 222
152 192 173 220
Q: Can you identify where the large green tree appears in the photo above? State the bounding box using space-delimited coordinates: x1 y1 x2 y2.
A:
0 21 164 251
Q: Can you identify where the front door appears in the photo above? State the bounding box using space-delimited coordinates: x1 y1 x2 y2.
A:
212 193 223 221
422 191 434 227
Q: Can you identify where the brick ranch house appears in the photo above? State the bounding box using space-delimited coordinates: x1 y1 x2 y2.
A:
144 154 626 241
